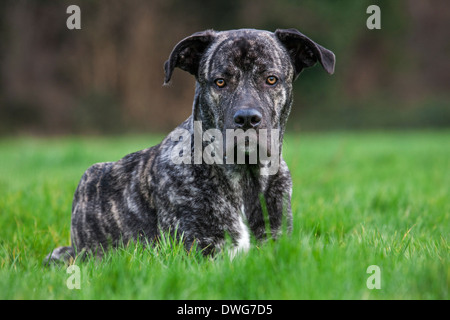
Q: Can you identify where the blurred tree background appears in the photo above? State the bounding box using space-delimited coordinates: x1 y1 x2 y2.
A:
0 0 449 135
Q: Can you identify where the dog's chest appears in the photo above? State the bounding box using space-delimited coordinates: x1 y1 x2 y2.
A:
228 204 251 259
224 170 268 253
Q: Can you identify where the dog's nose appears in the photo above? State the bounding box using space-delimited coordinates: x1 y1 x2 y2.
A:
233 109 262 130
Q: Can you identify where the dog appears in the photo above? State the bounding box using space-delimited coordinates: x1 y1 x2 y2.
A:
45 28 335 264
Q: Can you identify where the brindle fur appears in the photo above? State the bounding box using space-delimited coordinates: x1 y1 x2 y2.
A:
45 28 335 263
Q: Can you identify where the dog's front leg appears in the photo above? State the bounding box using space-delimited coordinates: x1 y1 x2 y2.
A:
244 165 293 241
263 161 293 239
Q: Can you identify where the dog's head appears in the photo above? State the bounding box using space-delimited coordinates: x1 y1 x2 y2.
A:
164 28 335 158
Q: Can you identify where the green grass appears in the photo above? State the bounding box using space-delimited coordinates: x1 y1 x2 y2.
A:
0 131 448 299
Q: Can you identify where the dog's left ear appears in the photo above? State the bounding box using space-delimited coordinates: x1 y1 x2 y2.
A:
275 28 335 80
164 30 216 84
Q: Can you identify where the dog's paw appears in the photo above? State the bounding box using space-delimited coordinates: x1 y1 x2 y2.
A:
43 246 75 267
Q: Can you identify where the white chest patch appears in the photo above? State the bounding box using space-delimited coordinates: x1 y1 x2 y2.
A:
229 205 250 260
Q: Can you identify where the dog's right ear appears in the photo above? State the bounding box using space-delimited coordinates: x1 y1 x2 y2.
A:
164 30 216 84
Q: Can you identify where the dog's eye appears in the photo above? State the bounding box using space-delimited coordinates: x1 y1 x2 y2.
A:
266 76 278 86
215 79 226 88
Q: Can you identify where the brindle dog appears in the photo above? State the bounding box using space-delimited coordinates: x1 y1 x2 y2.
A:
45 28 335 263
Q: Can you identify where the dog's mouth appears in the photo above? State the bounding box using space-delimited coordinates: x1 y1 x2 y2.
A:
222 129 276 163
244 136 252 152
239 135 257 151
197 125 281 173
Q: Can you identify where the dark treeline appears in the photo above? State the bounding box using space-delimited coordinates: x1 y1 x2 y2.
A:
0 0 449 135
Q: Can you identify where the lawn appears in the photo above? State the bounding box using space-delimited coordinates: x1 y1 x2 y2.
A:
0 131 448 300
